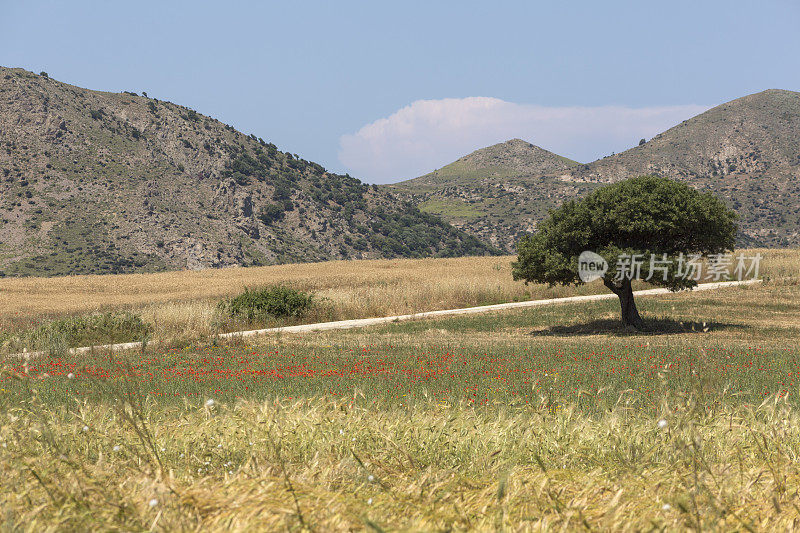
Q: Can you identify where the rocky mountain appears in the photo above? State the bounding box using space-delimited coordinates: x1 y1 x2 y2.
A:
0 67 496 276
570 89 800 247
388 90 800 250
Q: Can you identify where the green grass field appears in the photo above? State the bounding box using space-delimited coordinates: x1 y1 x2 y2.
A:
418 198 484 219
2 272 800 530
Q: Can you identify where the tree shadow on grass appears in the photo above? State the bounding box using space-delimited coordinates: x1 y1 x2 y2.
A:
529 318 750 337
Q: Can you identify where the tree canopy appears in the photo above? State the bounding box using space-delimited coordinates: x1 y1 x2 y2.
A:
512 175 738 329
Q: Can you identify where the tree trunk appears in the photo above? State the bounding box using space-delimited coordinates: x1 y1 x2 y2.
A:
604 278 644 330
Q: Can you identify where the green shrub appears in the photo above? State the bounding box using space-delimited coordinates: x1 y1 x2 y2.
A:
3 312 151 354
258 204 285 224
219 286 313 322
232 171 250 186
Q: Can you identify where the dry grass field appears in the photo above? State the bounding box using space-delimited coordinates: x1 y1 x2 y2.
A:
0 255 616 349
0 256 539 319
1 249 797 349
1 249 799 531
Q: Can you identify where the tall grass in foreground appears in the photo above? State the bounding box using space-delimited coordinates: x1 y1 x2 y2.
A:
2 395 799 531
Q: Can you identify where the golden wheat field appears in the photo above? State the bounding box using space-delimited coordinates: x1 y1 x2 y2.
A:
0 255 572 319
2 249 800 531
2 249 797 344
0 255 611 347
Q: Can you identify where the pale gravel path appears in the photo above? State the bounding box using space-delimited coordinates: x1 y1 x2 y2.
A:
11 279 761 358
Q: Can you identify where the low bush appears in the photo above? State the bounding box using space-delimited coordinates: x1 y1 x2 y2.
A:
1 312 151 354
218 285 313 323
258 204 285 224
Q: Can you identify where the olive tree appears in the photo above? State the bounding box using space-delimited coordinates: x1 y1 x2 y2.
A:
512 176 737 330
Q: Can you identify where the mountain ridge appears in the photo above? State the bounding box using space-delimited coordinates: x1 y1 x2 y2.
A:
387 89 800 250
0 67 497 276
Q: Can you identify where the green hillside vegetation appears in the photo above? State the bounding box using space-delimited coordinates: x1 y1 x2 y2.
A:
418 198 483 219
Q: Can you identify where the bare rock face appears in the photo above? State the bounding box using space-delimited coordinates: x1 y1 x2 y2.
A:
0 67 496 277
213 179 237 205
234 194 259 238
184 239 206 271
237 194 253 218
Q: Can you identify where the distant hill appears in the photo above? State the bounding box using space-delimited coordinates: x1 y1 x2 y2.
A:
387 139 594 250
399 139 579 188
388 90 800 250
0 67 497 277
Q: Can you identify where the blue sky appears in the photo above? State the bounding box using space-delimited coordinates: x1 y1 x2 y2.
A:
2 0 799 182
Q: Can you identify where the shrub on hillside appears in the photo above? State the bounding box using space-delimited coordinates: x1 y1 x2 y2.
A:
218 286 313 322
258 204 285 224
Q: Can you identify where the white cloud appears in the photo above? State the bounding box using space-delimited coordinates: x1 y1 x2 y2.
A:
338 97 709 183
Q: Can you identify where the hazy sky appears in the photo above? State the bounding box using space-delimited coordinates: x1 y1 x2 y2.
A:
2 0 799 182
